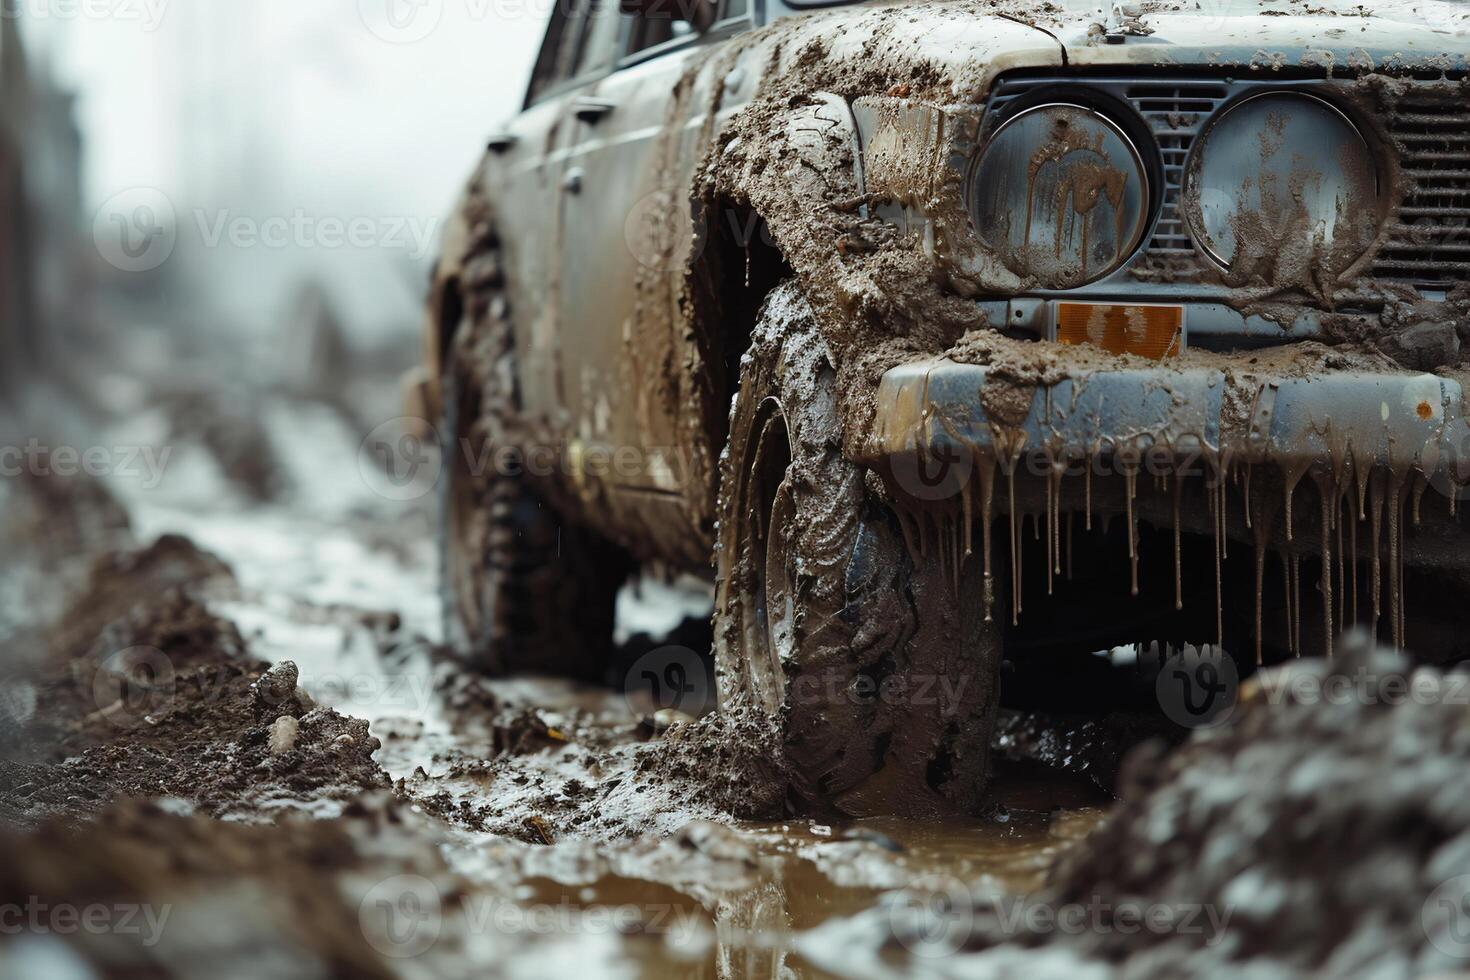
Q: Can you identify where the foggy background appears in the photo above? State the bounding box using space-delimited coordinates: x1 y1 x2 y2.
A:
0 0 569 647
11 0 545 373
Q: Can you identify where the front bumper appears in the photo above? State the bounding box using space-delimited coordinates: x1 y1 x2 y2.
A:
860 350 1470 499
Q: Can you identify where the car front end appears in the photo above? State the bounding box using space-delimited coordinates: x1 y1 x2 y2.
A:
841 1 1470 663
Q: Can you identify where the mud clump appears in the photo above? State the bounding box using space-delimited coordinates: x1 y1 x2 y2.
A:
0 537 388 828
43 533 240 663
409 698 787 844
0 794 442 978
924 632 1470 976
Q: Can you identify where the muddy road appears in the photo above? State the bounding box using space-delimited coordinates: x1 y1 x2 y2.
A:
2 385 1470 979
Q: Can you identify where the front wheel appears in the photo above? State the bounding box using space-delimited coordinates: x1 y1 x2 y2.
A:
714 283 1002 819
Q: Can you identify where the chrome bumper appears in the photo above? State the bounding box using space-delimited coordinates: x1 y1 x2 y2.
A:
861 355 1470 495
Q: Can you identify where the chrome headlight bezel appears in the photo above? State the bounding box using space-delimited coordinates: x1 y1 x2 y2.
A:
1182 90 1385 277
967 98 1157 291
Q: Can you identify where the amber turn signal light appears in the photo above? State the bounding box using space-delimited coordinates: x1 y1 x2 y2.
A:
1054 302 1184 360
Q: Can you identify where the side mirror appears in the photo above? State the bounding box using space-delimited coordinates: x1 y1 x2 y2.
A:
618 0 716 30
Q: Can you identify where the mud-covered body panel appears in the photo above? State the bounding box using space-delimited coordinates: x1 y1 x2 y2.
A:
429 0 1470 582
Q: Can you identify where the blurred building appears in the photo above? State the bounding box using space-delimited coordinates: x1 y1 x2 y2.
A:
0 0 86 397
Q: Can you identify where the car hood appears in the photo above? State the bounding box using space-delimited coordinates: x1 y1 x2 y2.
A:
1051 0 1470 70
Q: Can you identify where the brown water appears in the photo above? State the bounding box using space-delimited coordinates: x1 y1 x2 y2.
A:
413 758 1107 978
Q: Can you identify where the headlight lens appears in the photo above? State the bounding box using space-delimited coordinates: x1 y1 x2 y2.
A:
1185 93 1380 282
971 103 1151 290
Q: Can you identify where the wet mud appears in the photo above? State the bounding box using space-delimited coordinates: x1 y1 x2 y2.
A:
3 400 1469 977
0 460 1115 977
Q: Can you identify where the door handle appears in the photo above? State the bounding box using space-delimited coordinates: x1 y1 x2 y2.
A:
571 97 616 124
561 168 584 195
486 133 519 154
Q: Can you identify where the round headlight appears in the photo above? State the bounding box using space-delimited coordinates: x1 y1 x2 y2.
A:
1185 93 1380 281
971 103 1151 290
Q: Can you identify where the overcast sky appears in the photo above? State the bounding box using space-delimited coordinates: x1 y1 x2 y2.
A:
19 0 547 340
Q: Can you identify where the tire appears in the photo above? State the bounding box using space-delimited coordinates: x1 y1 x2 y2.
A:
714 282 1002 818
438 271 628 679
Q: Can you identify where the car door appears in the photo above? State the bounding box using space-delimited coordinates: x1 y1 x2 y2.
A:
555 0 755 562
485 0 605 422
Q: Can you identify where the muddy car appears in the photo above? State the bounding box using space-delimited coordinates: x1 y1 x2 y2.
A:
421 0 1470 817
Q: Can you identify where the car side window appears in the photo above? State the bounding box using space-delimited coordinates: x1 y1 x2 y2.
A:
523 0 579 105
527 0 629 105
624 0 749 58
626 4 695 56
572 0 626 78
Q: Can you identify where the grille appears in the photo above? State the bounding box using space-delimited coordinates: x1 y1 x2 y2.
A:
1122 82 1230 257
1374 90 1470 288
